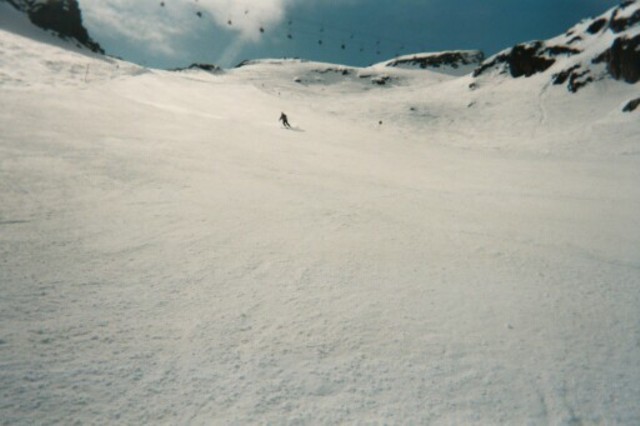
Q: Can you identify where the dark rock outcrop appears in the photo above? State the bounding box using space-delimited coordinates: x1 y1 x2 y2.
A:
545 45 582 56
567 35 583 45
593 34 640 83
370 75 390 85
173 63 222 73
384 51 485 70
622 97 640 112
587 18 608 34
472 0 640 93
552 65 594 93
5 0 103 53
507 43 557 77
609 2 640 32
473 42 559 78
314 67 353 76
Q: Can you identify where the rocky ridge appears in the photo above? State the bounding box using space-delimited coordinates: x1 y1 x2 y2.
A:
381 50 485 75
4 0 103 53
472 0 640 93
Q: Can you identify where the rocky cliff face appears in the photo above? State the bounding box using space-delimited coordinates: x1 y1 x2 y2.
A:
381 51 485 76
4 0 103 53
473 42 576 79
472 0 640 92
384 51 484 69
594 35 640 84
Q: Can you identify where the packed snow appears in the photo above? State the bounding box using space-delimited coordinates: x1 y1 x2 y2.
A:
1 2 640 424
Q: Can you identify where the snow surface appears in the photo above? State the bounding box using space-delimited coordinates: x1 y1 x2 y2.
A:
1 3 640 424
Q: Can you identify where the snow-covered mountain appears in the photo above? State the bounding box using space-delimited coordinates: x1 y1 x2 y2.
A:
1 1 639 424
229 1 640 113
473 0 640 96
3 0 102 53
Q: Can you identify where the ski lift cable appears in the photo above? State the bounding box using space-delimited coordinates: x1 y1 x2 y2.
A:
263 25 415 59
269 27 404 59
217 7 422 52
285 16 423 51
269 19 419 53
200 7 424 56
158 2 419 51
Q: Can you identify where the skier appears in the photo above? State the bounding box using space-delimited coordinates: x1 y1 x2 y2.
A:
279 112 291 129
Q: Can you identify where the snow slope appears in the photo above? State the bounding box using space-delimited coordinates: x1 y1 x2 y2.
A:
1 2 640 424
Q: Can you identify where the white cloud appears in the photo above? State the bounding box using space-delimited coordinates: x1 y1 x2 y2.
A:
78 0 367 64
80 0 296 54
197 0 292 41
80 0 194 56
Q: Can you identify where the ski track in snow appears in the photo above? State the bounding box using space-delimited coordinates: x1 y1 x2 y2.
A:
2 5 640 424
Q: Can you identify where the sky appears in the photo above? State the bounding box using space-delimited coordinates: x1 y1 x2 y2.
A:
78 0 622 69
